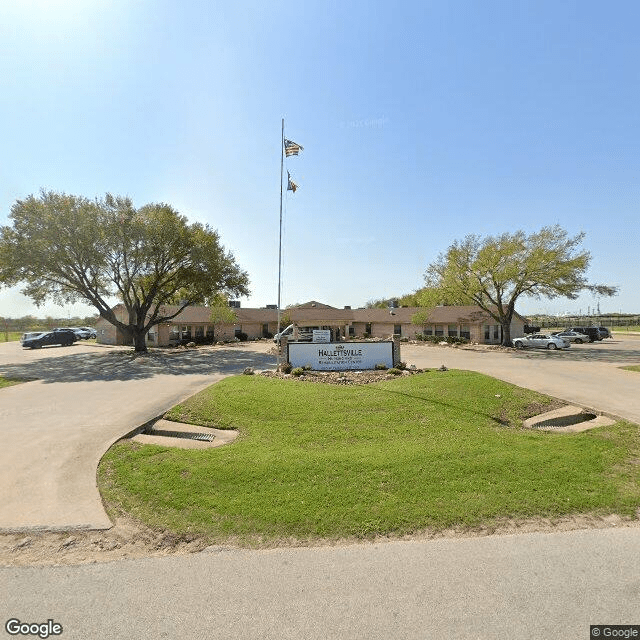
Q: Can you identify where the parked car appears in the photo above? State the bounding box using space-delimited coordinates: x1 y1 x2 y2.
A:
66 327 92 339
273 324 294 343
51 328 80 343
551 330 590 344
523 325 541 334
513 334 571 350
597 327 612 339
566 327 603 342
22 331 77 348
79 326 97 339
20 332 45 344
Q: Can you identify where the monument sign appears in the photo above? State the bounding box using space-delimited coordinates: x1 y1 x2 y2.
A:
288 341 394 371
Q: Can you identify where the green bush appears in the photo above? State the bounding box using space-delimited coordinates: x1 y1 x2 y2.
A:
292 367 305 376
280 362 293 374
388 368 403 375
375 363 388 370
416 334 469 345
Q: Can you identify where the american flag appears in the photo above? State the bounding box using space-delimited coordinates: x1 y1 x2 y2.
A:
284 139 303 156
287 171 298 193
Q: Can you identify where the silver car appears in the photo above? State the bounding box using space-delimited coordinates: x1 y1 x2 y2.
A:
552 330 590 344
513 334 570 350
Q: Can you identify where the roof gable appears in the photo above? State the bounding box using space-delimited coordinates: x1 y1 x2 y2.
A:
290 301 339 310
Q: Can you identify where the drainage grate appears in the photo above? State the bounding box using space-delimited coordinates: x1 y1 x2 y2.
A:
531 413 597 429
150 430 215 442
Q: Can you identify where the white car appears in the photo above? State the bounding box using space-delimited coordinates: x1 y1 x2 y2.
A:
273 324 294 343
513 334 570 350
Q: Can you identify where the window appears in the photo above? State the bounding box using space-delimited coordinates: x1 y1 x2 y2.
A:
460 325 470 339
348 326 355 337
365 323 372 334
181 326 192 339
448 324 457 337
394 324 402 335
195 326 204 338
169 326 180 340
262 323 269 337
424 327 433 336
206 325 214 337
435 326 444 337
494 325 500 340
484 325 490 341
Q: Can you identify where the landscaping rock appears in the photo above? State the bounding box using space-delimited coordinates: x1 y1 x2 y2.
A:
260 368 424 386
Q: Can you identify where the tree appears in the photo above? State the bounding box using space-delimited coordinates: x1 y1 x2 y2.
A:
208 293 238 341
422 226 617 346
0 191 250 352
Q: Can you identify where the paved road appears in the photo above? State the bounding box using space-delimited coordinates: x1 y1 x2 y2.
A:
3 526 639 639
0 341 276 531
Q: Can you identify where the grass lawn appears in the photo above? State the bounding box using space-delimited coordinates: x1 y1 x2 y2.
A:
621 365 640 373
99 371 640 545
0 376 28 388
1 331 25 342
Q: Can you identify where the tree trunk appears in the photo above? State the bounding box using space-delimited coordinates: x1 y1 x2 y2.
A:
132 327 148 352
501 322 512 346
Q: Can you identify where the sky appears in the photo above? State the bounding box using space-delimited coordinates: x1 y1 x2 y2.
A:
1 0 638 319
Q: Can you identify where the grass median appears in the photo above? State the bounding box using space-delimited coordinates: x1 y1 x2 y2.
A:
0 376 27 388
98 371 640 545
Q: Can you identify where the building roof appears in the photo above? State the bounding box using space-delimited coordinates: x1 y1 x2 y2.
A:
167 305 278 324
290 300 339 310
100 302 526 327
352 305 505 324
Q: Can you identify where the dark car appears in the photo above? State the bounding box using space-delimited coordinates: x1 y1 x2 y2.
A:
566 327 603 343
598 327 612 339
52 328 80 343
22 331 77 348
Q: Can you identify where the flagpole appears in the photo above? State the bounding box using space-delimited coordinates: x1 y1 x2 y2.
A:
276 118 284 369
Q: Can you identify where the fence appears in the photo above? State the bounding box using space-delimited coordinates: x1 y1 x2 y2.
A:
528 315 640 329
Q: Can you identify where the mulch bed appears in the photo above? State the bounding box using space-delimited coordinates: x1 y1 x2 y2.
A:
258 367 439 386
